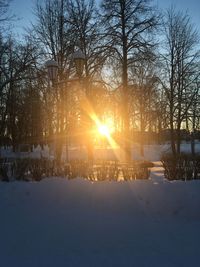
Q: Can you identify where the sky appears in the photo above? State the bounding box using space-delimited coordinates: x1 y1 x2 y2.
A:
9 0 200 36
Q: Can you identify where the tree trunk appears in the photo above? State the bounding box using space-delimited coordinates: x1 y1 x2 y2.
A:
121 6 131 163
140 109 144 157
176 122 181 155
191 132 195 156
170 113 176 156
191 109 196 156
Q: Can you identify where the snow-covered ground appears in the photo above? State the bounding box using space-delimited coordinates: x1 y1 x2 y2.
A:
1 141 200 162
0 163 200 267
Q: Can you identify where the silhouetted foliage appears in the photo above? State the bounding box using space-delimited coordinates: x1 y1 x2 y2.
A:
161 153 200 180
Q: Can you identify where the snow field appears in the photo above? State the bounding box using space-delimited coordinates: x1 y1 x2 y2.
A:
0 165 200 267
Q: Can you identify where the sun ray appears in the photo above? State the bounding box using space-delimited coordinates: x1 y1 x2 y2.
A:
98 124 110 137
81 96 120 158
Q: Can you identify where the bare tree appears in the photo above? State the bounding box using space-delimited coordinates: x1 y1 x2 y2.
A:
129 57 160 156
100 0 159 161
66 0 107 161
0 35 40 150
189 77 200 155
67 0 106 79
161 7 200 155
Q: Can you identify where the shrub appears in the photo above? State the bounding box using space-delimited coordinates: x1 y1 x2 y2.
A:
0 158 151 182
0 159 10 181
161 153 200 181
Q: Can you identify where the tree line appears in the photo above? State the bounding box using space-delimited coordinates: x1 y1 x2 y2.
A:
0 0 199 159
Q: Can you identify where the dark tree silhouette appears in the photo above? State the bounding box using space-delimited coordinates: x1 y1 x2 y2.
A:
100 0 159 161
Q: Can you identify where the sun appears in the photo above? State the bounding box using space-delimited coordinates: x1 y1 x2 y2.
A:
98 124 110 137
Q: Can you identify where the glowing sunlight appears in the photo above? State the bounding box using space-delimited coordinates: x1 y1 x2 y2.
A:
98 124 111 137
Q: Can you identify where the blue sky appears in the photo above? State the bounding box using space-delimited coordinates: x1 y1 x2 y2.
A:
10 0 34 34
10 0 200 35
155 0 200 30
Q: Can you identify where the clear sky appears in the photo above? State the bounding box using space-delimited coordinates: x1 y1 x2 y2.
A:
10 0 34 35
155 0 200 31
10 0 200 36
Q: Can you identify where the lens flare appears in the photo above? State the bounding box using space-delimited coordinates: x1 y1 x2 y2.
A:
81 96 119 153
98 124 110 137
